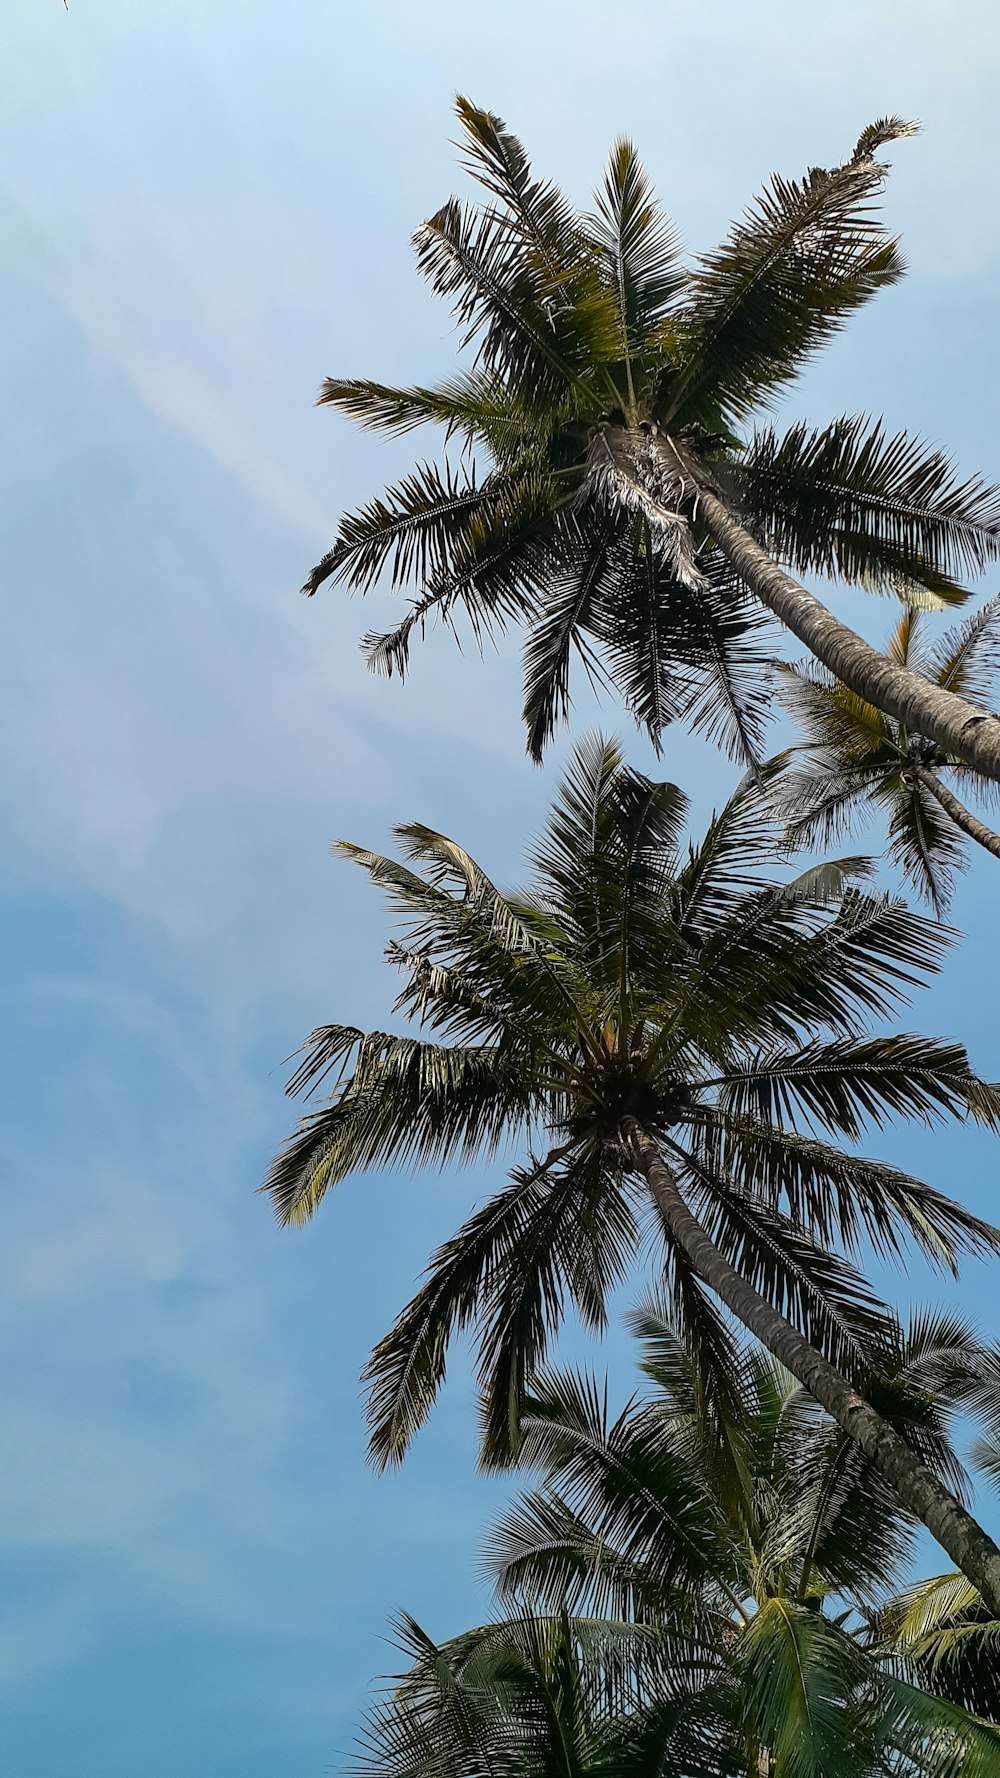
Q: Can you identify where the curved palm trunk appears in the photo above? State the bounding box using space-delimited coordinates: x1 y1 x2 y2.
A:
913 764 1000 861
697 488 1000 785
628 1124 1000 1617
600 426 1000 783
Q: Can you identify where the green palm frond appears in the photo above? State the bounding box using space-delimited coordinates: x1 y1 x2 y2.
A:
363 1148 594 1470
413 193 612 406
305 459 498 596
741 415 1000 598
453 98 582 282
740 1597 873 1778
265 1032 537 1226
688 1110 1000 1274
491 1366 733 1611
316 369 548 453
665 122 912 428
886 774 968 916
879 1670 1000 1773
674 888 954 1063
630 1273 751 1512
476 1152 639 1469
776 659 896 759
712 1032 1000 1140
878 1568 1000 1724
520 516 613 761
930 591 1000 702
673 1152 893 1379
487 1489 663 1625
666 758 791 941
672 562 779 768
585 137 685 408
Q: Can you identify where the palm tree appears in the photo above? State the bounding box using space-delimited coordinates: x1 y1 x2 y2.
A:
265 736 1000 1608
478 1300 1000 1775
350 1609 690 1778
776 600 1000 915
347 1311 1000 1778
353 1601 1000 1778
304 99 1000 777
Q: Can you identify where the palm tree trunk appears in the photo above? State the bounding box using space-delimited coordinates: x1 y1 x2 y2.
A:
912 764 1000 861
696 486 1000 785
627 1123 1000 1617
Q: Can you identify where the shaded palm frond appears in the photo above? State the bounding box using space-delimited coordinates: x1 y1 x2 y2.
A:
712 1032 999 1142
741 415 1000 596
885 777 968 916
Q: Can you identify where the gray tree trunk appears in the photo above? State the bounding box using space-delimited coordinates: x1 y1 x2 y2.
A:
600 425 1000 783
698 488 1000 785
913 764 1000 861
629 1123 1000 1617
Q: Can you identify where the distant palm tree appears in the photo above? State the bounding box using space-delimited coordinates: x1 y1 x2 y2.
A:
350 1311 1000 1778
479 1300 1000 1772
265 736 1000 1607
351 1610 678 1778
305 99 1000 777
777 600 1000 914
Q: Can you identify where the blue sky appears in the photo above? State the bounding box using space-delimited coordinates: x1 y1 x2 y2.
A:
3 2 1000 1773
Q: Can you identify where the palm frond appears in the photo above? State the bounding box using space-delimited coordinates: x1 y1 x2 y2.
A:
712 1032 1000 1142
585 518 704 749
413 194 612 405
886 777 967 916
454 97 578 257
264 1032 537 1226
694 1111 1000 1274
628 1276 751 1515
740 415 1000 595
739 1598 873 1778
495 1364 731 1605
672 1148 893 1378
668 759 789 942
775 658 896 758
476 1152 638 1468
316 369 548 458
585 137 685 399
878 1670 1000 1773
667 123 913 426
304 459 499 597
930 592 1000 704
520 517 613 761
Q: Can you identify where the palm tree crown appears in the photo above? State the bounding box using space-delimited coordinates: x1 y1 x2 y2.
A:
777 599 1000 913
306 99 1000 768
350 1312 1000 1778
479 1304 1000 1774
265 736 1000 1474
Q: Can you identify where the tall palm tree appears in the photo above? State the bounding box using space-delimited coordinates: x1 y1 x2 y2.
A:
265 736 1000 1607
777 600 1000 915
478 1300 1000 1776
304 99 1000 777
